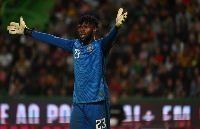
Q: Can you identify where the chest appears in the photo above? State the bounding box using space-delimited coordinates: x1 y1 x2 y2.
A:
73 42 101 59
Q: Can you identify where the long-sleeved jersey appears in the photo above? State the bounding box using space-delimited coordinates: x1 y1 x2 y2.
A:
31 27 118 103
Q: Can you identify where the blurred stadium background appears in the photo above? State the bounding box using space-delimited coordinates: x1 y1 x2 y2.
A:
0 0 200 129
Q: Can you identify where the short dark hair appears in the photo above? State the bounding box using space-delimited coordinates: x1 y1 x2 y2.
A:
78 15 99 28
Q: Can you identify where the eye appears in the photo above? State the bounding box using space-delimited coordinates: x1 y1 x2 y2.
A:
84 25 88 28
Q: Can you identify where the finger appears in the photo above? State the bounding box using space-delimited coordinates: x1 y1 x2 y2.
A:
7 27 20 34
117 8 123 17
118 8 123 13
8 30 17 34
9 31 17 34
7 26 12 30
119 22 122 26
10 22 19 26
7 25 18 30
123 12 128 19
7 26 14 30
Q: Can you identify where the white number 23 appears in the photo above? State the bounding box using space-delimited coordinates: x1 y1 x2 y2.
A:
96 118 106 129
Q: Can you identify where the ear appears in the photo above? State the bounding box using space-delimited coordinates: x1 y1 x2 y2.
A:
93 27 97 33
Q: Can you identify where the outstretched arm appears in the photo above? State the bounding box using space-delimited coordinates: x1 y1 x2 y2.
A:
7 17 74 52
101 8 128 52
31 31 74 52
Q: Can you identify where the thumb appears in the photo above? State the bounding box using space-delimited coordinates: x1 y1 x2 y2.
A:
20 16 26 27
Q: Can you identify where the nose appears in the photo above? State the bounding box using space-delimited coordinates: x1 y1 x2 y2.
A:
78 27 84 33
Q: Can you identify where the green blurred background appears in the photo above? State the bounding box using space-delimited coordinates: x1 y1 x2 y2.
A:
1 0 56 31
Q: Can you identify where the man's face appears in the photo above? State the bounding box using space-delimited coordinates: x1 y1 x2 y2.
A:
78 22 96 44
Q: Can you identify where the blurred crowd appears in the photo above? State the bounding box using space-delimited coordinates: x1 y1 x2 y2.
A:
0 0 200 99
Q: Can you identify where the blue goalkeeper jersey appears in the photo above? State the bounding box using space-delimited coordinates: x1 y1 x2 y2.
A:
31 26 118 103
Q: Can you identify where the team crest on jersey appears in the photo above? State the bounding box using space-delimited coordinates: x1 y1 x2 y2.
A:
87 44 93 52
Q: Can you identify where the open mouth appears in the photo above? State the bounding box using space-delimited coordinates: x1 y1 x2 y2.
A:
79 33 86 38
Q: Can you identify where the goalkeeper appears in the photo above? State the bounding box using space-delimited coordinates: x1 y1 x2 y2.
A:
7 8 127 129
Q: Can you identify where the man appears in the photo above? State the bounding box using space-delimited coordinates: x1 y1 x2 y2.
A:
110 92 125 127
7 8 127 129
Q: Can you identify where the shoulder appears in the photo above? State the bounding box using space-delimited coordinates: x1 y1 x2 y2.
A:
94 38 103 44
73 39 81 45
91 39 103 48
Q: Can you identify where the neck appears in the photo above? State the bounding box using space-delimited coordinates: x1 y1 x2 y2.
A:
82 36 95 45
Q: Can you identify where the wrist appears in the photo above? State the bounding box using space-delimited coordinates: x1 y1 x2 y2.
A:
24 27 34 36
115 25 121 29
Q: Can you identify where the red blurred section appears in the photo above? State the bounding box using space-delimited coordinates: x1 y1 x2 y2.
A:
19 125 29 129
0 125 135 129
62 126 69 129
0 125 70 129
1 125 200 129
52 126 62 129
41 126 50 129
0 125 8 129
9 125 18 129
